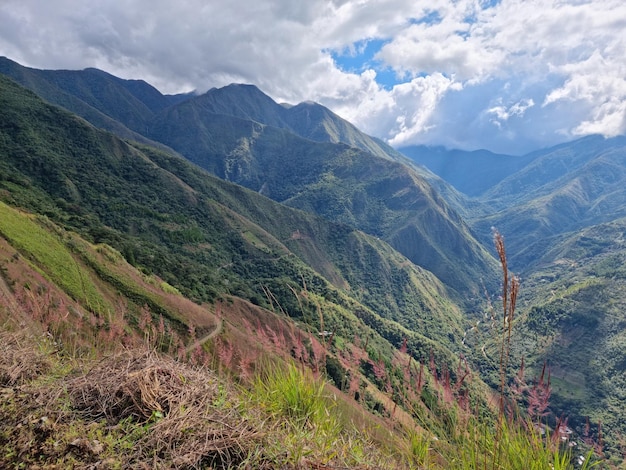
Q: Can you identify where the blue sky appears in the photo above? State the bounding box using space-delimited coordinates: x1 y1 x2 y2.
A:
330 39 399 90
1 0 625 155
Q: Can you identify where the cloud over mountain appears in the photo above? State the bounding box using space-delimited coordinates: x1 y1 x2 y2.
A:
1 0 624 153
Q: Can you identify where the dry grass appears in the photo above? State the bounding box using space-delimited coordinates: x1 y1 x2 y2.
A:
0 329 52 386
67 349 263 468
0 326 405 469
0 334 264 469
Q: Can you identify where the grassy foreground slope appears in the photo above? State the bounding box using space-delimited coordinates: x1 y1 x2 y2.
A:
0 203 402 468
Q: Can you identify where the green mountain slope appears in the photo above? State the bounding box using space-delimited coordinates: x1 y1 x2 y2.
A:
471 136 626 266
0 198 420 468
0 56 189 145
506 218 626 457
431 134 626 459
0 187 598 468
0 58 498 298
191 83 404 162
146 104 497 295
481 135 626 208
0 73 467 353
0 63 613 467
0 138 586 470
2 72 524 467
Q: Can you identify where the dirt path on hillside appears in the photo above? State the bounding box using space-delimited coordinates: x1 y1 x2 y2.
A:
184 317 224 354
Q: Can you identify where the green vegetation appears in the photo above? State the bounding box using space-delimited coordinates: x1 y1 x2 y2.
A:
0 72 469 353
0 57 500 298
1 58 623 467
0 201 108 314
0 322 598 469
0 169 600 467
508 222 626 461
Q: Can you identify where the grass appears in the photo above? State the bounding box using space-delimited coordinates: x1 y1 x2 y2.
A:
0 329 404 469
0 339 257 468
77 239 188 330
251 361 335 428
0 201 107 314
0 286 603 469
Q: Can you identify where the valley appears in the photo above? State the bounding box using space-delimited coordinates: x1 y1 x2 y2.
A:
1 57 625 467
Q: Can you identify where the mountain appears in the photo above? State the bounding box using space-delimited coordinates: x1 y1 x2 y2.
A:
0 72 470 354
481 135 626 205
470 135 626 267
0 55 195 153
399 145 537 197
427 133 626 456
0 68 501 468
0 62 612 466
0 182 435 468
0 57 499 298
0 191 569 468
147 103 497 295
185 83 406 162
0 57 395 162
503 218 626 448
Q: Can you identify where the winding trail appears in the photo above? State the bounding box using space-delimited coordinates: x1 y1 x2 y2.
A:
184 317 224 354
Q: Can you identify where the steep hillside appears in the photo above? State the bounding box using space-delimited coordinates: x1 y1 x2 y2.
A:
0 73 470 355
471 136 626 266
0 72 536 469
435 134 626 461
0 63 610 468
0 58 499 298
190 83 405 162
504 218 626 459
146 98 497 295
0 56 180 144
0 57 398 164
0 198 602 468
0 201 413 468
482 135 626 209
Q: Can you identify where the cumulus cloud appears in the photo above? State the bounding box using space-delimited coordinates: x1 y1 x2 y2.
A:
488 98 535 128
0 0 625 153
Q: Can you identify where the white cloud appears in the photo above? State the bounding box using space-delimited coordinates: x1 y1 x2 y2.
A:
0 0 625 153
488 98 535 127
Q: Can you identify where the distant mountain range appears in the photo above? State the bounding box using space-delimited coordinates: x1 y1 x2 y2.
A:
399 145 537 197
403 123 626 447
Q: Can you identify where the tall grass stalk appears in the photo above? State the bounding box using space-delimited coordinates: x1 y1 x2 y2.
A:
494 230 520 415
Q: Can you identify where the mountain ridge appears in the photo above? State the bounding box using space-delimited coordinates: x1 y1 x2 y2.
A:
470 135 626 266
0 72 466 351
0 56 499 298
399 144 537 197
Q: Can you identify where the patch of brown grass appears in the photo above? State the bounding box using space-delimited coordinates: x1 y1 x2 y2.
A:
0 330 52 386
67 348 263 468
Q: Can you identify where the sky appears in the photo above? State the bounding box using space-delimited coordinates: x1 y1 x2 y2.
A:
1 0 625 155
